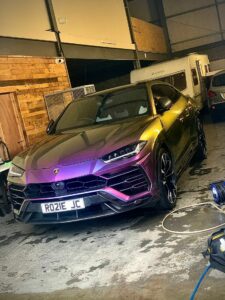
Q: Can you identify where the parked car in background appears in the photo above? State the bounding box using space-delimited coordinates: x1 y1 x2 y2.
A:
206 70 225 121
8 81 207 224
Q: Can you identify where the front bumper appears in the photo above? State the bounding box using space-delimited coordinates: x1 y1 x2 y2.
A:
8 165 155 224
13 194 156 224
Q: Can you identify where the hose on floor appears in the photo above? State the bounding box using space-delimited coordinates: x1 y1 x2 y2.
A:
162 201 225 234
189 264 211 300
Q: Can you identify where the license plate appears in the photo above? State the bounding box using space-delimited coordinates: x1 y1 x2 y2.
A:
41 198 85 214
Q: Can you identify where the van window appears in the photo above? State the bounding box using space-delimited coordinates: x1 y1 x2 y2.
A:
191 69 199 86
212 73 225 87
204 65 209 74
158 72 187 91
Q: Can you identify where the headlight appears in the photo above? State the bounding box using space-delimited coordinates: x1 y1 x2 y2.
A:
8 164 24 177
102 141 147 163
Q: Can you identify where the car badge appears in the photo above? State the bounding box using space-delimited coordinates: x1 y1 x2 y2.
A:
53 168 60 175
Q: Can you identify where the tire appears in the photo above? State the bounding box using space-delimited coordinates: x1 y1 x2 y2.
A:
0 173 11 216
157 148 177 210
195 118 207 161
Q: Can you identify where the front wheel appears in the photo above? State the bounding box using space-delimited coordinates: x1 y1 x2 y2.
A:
157 148 177 210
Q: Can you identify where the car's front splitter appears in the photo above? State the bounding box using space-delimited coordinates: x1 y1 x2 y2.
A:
14 193 157 224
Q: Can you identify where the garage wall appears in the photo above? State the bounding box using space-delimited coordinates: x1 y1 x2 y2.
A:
162 0 225 52
0 0 135 51
128 0 160 23
210 58 225 70
0 56 70 146
0 0 55 41
52 0 134 50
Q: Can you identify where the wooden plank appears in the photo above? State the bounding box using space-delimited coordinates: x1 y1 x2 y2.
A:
11 93 29 148
0 55 71 146
0 93 25 156
131 17 167 53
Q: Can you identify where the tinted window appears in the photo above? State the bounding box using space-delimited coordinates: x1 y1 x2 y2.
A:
152 84 181 114
212 73 225 87
54 85 150 132
152 84 180 103
158 72 187 91
192 69 199 86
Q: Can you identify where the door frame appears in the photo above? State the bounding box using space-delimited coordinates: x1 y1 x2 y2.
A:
0 92 28 152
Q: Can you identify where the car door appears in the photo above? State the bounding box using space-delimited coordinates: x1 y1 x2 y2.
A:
151 83 191 170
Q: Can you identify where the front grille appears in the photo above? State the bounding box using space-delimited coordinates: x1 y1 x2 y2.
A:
104 166 149 196
26 175 107 199
8 184 26 211
8 166 150 207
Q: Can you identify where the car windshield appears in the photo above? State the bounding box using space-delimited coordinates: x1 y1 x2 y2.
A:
54 84 150 133
212 73 225 87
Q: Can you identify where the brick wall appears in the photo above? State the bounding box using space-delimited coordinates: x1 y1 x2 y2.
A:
0 56 71 146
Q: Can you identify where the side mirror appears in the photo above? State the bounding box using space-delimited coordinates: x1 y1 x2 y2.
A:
46 119 55 134
157 97 173 113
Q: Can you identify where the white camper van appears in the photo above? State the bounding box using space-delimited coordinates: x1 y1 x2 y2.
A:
130 53 210 110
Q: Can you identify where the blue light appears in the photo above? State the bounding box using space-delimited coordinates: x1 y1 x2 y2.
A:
212 186 219 203
210 181 225 204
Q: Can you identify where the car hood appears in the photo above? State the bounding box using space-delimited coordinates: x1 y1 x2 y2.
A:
15 116 154 171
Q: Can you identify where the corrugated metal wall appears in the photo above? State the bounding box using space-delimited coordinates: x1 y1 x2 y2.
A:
162 0 225 53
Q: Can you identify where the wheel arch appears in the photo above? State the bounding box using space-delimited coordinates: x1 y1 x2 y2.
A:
153 134 174 163
151 132 175 177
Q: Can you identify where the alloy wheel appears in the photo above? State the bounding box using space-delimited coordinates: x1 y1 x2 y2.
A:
160 153 177 204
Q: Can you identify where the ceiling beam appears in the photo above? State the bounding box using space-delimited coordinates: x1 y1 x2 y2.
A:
0 36 168 61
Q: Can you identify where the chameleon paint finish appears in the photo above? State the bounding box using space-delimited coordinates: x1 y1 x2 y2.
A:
8 82 200 224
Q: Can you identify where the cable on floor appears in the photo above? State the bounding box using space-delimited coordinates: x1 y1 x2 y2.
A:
162 201 225 234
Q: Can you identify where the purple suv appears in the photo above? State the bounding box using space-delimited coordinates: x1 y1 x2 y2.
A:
8 82 206 223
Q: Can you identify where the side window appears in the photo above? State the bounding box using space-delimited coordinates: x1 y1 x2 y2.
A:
152 84 181 114
171 72 187 91
192 69 199 86
158 72 187 91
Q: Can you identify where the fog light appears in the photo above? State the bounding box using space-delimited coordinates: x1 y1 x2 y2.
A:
210 181 225 204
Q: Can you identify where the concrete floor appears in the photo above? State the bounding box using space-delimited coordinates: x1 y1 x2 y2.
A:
1 117 225 300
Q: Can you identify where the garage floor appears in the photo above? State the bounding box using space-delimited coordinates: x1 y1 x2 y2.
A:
1 117 225 300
